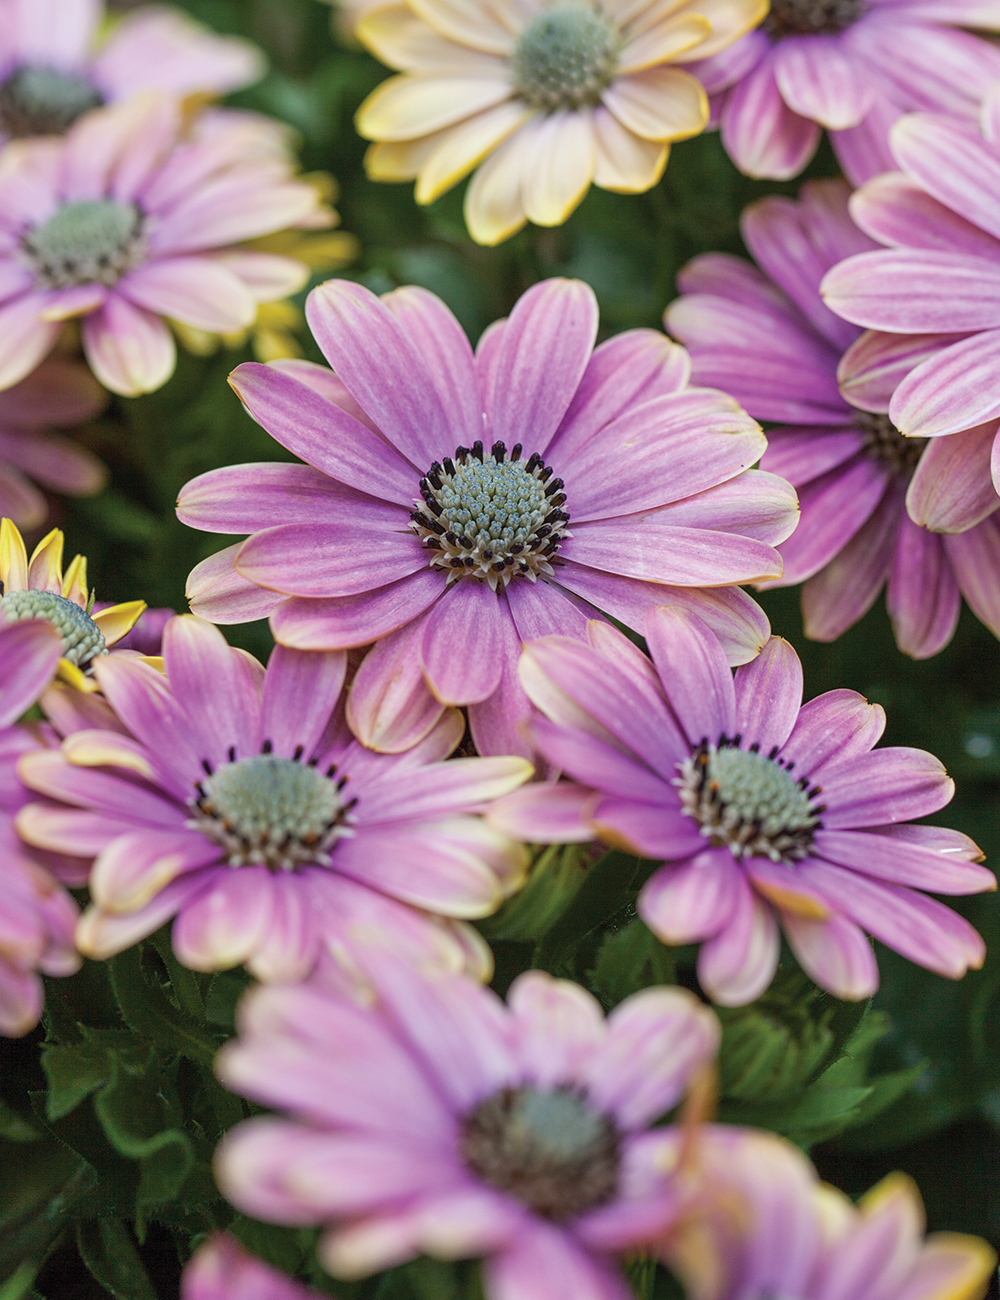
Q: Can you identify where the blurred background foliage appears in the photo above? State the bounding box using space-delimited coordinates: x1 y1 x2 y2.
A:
4 0 999 1294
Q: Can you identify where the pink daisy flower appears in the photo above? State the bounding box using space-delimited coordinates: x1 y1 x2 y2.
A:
214 962 720 1299
489 607 994 1005
689 0 1000 184
0 91 328 395
182 1235 320 1300
0 614 80 1036
0 355 106 529
0 0 264 144
666 179 1000 656
15 614 531 983
178 276 798 757
658 1127 996 1300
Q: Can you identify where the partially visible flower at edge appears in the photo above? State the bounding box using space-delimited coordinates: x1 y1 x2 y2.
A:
182 1234 322 1300
666 177 1000 657
214 961 719 1298
178 275 797 758
0 355 107 531
355 0 766 245
488 606 994 1005
16 614 530 984
0 518 145 692
687 0 1000 185
0 92 330 395
657 1126 995 1300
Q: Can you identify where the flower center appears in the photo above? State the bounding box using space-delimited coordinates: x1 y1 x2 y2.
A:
764 0 866 36
676 738 824 864
460 1085 620 1220
21 200 146 290
410 440 570 591
189 749 356 872
855 411 926 476
512 2 620 111
0 65 104 139
0 589 105 667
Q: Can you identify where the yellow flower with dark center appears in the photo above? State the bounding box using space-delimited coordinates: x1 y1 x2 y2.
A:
0 519 145 693
355 0 767 244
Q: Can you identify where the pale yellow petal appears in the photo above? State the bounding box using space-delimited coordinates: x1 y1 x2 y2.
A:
416 100 532 203
359 5 509 74
603 65 707 140
618 0 696 37
0 518 28 592
39 286 107 322
593 105 668 191
912 1236 998 1300
522 110 596 227
27 529 64 595
356 72 512 142
366 131 449 181
91 600 146 647
57 659 100 693
408 0 518 54
60 554 88 605
619 12 710 72
464 120 535 245
62 731 156 779
672 0 769 60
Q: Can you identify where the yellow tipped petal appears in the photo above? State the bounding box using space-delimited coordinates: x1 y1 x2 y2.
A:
522 110 596 228
62 732 155 779
365 133 445 182
57 659 100 693
464 123 532 246
27 529 65 595
673 0 769 60
416 101 532 204
619 12 711 72
752 878 832 920
139 656 166 675
603 65 708 141
356 73 512 143
92 600 147 647
61 554 89 606
593 106 669 192
0 518 28 592
915 1235 998 1300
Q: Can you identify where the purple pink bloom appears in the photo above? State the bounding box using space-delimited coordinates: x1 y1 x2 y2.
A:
0 91 328 394
0 614 79 1036
658 1127 996 1300
0 0 264 145
182 1235 320 1300
179 276 797 757
0 356 106 530
689 0 1000 184
667 179 1000 656
489 606 993 1005
214 961 719 1299
15 614 530 983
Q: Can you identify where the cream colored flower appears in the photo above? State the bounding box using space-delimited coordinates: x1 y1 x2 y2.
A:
355 0 766 244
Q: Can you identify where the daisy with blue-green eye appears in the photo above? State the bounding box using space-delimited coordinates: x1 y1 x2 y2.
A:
0 518 145 693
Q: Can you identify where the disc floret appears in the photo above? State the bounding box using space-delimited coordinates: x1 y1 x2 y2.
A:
765 0 866 36
189 747 356 872
460 1084 620 1220
22 200 146 290
677 736 824 863
410 440 570 591
0 589 106 668
0 65 104 139
855 411 926 476
512 1 621 111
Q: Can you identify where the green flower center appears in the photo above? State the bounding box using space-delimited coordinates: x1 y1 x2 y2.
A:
0 65 104 139
512 2 620 111
677 739 824 864
0 589 105 668
765 0 866 37
855 411 926 477
461 1085 620 1220
22 200 146 290
190 751 355 871
410 441 569 591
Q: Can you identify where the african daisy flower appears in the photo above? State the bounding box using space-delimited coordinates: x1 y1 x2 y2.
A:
689 0 1000 184
0 518 145 692
0 91 329 395
354 0 766 245
666 179 1000 656
179 276 796 757
0 0 263 144
15 615 530 983
182 1235 320 1300
0 356 106 530
214 962 720 1298
658 1127 996 1300
489 607 994 1005
0 615 80 1036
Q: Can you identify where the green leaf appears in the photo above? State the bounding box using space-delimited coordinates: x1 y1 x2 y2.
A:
42 1045 114 1123
479 846 590 943
589 919 676 1008
108 948 218 1068
532 851 653 975
76 1219 158 1300
0 1263 36 1300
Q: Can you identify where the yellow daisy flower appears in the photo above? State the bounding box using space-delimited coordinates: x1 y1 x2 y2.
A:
355 0 767 245
0 519 145 693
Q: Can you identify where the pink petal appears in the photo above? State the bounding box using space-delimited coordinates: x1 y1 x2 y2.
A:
781 910 879 1000
177 462 362 534
821 250 1000 333
92 655 201 782
563 518 782 586
592 795 706 859
696 872 780 1006
12 0 99 68
889 329 1000 437
772 36 872 130
120 257 255 333
94 9 264 99
236 522 426 599
890 110 1000 245
486 1224 632 1300
163 616 263 766
347 618 448 753
813 829 995 895
530 717 672 804
81 296 176 396
507 970 604 1089
830 89 901 187
945 513 1000 637
487 782 596 844
782 688 885 778
838 329 970 416
172 865 274 971
90 829 221 913
644 605 737 745
818 747 954 828
261 645 346 760
419 583 514 705
906 424 999 532
760 426 863 488
0 622 62 726
719 56 821 180
886 517 961 659
733 635 803 752
638 850 741 943
775 454 890 585
270 573 445 651
186 545 285 625
0 293 61 391
850 171 1000 259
